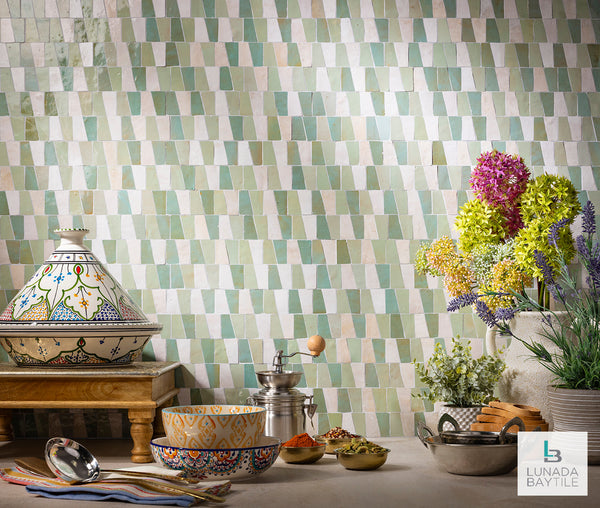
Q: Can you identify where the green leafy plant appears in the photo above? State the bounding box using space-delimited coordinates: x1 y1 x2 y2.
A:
413 338 506 407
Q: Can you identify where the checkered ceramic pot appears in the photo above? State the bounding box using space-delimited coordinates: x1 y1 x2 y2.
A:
438 405 484 432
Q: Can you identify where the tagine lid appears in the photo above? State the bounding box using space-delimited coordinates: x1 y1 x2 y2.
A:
0 229 161 334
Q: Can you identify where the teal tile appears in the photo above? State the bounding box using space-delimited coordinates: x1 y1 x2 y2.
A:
219 67 233 90
413 19 426 43
461 19 475 42
293 315 307 340
200 17 217 41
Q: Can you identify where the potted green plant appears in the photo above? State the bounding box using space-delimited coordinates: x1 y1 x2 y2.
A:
449 201 600 463
413 338 506 430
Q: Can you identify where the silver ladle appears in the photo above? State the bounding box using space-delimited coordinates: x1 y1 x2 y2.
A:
44 437 225 503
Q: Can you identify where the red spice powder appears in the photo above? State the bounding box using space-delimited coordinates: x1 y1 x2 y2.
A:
282 432 320 447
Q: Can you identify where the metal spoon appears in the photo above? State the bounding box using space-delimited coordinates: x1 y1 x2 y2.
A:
44 437 225 503
43 438 195 484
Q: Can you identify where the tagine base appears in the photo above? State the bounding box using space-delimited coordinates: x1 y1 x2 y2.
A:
0 334 153 368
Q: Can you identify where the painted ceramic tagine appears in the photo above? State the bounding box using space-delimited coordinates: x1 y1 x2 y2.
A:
0 229 162 367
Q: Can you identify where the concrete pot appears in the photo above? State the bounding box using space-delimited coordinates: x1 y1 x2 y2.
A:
547 386 600 465
486 311 569 429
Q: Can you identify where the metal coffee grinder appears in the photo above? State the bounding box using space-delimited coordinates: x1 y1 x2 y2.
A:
247 335 326 442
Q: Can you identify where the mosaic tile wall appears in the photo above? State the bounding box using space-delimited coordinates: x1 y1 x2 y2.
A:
1 0 599 439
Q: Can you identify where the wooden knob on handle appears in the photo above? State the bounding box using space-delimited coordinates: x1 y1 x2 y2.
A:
307 335 325 356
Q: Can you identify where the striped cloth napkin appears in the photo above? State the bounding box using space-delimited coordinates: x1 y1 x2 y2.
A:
0 466 231 506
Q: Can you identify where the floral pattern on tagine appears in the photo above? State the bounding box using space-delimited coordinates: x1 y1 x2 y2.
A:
1 257 144 322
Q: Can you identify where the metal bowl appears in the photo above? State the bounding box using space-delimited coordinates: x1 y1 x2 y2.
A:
279 444 326 464
256 371 302 389
417 420 520 476
439 429 518 445
336 449 390 471
419 435 517 476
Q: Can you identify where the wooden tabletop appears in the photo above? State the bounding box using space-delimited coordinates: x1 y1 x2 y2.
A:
0 361 180 378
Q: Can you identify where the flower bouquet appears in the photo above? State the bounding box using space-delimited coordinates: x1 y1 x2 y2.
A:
416 149 581 314
449 201 600 391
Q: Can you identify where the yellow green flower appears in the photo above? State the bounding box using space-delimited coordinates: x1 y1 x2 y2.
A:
514 218 576 279
520 174 581 225
454 199 506 254
415 242 440 276
425 236 458 275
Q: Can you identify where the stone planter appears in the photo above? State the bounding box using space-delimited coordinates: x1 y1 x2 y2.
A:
438 405 483 431
547 386 600 465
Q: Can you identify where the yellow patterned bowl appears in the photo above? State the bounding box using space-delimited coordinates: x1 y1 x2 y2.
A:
162 405 267 449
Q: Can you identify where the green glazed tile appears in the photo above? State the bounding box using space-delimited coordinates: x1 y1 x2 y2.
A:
365 363 379 387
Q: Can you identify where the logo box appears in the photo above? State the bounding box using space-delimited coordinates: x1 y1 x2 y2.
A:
518 432 587 496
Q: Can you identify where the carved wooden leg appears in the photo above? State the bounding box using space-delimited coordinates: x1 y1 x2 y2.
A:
128 408 155 463
0 409 13 441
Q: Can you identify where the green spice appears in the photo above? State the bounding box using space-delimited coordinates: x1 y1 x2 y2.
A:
336 438 387 454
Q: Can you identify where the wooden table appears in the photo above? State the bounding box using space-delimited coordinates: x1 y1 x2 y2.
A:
0 361 180 463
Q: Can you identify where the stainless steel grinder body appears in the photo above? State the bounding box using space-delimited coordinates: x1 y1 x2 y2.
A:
248 388 317 443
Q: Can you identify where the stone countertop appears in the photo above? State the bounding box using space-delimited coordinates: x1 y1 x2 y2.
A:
1 437 598 507
233 437 600 508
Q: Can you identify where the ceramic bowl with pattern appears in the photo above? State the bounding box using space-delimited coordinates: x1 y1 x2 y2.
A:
150 436 281 481
0 229 162 367
162 405 267 449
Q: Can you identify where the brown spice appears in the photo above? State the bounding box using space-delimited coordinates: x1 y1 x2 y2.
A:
323 426 359 439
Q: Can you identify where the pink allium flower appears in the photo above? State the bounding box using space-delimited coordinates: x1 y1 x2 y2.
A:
470 150 530 235
502 208 525 236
